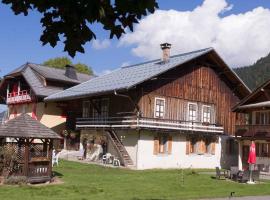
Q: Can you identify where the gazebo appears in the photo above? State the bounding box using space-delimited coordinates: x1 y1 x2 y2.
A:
0 114 61 183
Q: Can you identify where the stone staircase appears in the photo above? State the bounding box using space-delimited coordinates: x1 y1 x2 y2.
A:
106 130 133 167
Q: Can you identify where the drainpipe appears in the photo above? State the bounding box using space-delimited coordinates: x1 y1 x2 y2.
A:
114 90 141 117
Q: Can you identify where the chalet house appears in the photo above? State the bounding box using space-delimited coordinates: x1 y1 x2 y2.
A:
45 44 250 169
0 63 92 148
233 79 270 170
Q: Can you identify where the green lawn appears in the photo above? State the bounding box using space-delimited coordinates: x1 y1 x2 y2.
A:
1 160 270 200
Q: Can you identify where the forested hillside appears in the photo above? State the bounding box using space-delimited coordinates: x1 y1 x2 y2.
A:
234 53 270 91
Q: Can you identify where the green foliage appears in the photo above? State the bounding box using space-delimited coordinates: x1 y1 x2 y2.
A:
74 63 93 75
234 52 270 91
43 57 93 75
1 160 270 199
2 0 159 57
0 146 18 177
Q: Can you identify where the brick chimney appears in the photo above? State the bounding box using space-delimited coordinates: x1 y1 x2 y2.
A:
65 65 78 80
160 43 172 62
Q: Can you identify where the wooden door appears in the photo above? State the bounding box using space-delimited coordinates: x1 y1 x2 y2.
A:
242 145 249 169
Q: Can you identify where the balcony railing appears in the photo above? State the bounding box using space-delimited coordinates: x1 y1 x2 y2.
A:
76 116 224 133
7 90 33 104
236 124 270 137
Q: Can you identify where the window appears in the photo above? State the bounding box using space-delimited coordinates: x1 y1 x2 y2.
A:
202 105 211 123
188 103 197 121
153 135 172 154
187 136 216 155
93 98 109 119
82 101 90 118
154 98 165 118
255 111 270 125
256 143 270 157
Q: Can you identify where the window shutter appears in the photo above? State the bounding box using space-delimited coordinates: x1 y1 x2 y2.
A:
186 136 190 155
211 141 216 155
168 136 172 154
201 139 206 154
153 136 159 155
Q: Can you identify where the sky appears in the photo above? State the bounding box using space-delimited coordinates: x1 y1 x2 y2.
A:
1 0 270 111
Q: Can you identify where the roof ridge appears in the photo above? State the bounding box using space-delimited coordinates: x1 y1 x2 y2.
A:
27 62 91 76
121 47 213 69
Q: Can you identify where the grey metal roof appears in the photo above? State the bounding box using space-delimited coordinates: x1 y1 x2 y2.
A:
0 114 61 139
45 48 215 101
4 63 92 98
28 63 91 84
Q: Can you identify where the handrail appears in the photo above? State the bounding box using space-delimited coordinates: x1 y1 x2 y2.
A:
76 116 224 133
6 90 32 104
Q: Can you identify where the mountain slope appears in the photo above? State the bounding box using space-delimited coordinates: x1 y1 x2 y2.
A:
234 53 270 91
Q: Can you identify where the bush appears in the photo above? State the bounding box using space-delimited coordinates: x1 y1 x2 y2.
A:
4 176 27 185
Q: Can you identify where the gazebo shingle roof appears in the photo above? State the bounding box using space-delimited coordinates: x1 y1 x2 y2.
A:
0 114 61 139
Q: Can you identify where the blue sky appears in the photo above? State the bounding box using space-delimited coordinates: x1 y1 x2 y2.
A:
1 0 270 112
0 0 270 77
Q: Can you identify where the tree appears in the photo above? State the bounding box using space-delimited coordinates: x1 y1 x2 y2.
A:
43 57 93 75
2 0 158 57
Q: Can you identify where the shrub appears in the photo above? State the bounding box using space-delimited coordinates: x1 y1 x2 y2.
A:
4 176 27 185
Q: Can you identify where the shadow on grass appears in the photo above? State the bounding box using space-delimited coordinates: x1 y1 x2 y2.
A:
53 171 63 178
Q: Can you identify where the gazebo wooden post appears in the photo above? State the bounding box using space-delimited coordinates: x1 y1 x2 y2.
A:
24 138 30 178
48 139 53 178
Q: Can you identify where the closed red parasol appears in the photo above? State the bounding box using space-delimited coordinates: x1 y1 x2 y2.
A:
247 141 256 164
247 141 256 184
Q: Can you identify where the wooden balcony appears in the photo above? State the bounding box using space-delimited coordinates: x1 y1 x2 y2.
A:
235 124 270 139
7 90 33 105
76 116 224 134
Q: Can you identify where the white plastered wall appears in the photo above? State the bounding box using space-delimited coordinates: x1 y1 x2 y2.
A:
80 129 139 165
136 130 222 169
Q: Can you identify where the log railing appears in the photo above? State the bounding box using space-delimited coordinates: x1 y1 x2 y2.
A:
76 116 224 133
236 124 270 136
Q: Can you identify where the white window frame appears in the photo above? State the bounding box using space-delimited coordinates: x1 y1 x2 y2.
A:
187 102 198 122
202 105 211 123
154 97 165 118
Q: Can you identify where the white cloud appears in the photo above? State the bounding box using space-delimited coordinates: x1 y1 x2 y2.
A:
92 39 111 50
95 69 113 76
120 62 130 68
120 0 270 67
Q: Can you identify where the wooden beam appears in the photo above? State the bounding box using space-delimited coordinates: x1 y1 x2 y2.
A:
48 140 53 178
24 139 29 178
261 88 270 100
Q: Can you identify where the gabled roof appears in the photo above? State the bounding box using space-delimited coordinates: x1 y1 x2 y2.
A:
1 62 93 98
45 48 251 102
233 78 270 112
0 114 61 139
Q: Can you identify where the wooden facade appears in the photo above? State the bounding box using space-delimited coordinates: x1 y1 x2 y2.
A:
74 59 247 136
138 62 243 135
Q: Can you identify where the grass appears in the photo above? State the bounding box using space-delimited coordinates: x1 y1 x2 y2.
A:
1 160 270 200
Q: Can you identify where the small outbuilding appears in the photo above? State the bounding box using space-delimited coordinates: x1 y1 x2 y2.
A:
0 114 61 183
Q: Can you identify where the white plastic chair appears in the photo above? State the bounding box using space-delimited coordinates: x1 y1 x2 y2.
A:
52 150 59 166
113 158 120 166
